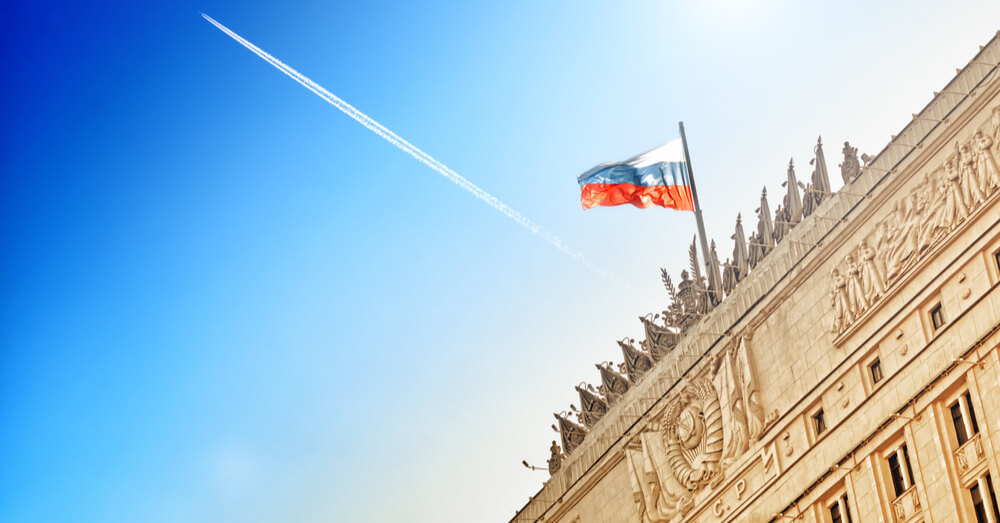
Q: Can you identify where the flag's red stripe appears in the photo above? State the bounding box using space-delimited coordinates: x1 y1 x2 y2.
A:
580 184 694 211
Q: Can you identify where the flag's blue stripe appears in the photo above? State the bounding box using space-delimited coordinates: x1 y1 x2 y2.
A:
577 161 690 188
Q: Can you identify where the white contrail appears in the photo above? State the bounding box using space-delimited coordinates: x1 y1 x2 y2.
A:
201 14 611 278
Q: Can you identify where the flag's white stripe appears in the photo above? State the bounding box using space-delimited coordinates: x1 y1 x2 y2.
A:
201 13 612 278
627 138 686 168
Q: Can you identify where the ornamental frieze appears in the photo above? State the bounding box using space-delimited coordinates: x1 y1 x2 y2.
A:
830 106 1000 335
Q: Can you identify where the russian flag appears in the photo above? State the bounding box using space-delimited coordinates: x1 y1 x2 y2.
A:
577 138 694 211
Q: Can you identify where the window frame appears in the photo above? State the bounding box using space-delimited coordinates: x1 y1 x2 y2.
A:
969 473 1000 523
930 303 946 330
869 358 884 385
880 440 916 500
821 487 853 523
949 390 980 447
812 408 827 437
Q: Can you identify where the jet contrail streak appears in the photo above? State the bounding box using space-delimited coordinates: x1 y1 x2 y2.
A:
201 14 612 279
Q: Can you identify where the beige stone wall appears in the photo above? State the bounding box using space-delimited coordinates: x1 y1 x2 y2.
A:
513 34 1000 523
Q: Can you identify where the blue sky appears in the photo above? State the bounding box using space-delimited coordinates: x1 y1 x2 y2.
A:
1 2 998 522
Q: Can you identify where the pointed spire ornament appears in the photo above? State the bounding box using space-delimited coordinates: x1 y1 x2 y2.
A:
812 136 831 198
732 213 749 281
784 158 803 225
803 136 830 218
707 239 724 305
756 187 775 254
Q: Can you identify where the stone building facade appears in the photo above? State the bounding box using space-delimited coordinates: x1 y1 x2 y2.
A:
514 32 1000 523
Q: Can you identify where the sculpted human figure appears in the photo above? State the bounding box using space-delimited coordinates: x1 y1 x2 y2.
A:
959 142 985 209
859 239 886 301
941 158 969 230
846 253 868 316
881 201 902 280
907 191 927 253
915 181 941 254
974 130 1000 194
830 268 851 332
884 195 921 281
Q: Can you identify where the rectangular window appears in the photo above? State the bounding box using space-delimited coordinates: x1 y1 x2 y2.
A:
994 250 1000 273
931 303 946 330
888 444 915 497
830 503 842 523
970 474 999 523
870 359 883 384
888 454 905 496
828 495 851 523
973 483 987 523
813 409 826 436
951 392 980 446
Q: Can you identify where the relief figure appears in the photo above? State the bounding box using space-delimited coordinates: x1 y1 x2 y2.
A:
940 159 968 232
915 182 941 254
859 239 886 302
884 195 922 281
830 117 1000 336
830 268 851 333
975 130 1000 194
959 142 986 209
846 253 868 317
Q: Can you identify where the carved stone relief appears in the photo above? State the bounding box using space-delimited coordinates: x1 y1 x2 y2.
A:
839 141 862 184
829 110 1000 335
547 440 564 474
554 412 587 455
575 383 609 429
596 361 630 405
625 336 776 522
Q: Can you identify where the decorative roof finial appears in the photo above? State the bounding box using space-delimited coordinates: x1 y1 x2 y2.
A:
784 158 803 224
757 187 775 254
707 239 723 305
839 141 862 184
732 213 749 282
813 136 831 197
547 441 564 475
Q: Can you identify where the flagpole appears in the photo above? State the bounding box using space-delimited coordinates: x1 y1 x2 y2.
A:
678 121 717 303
